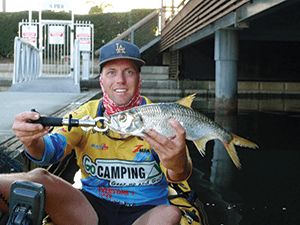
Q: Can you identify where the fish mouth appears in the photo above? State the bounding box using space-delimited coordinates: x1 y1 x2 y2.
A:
104 117 121 133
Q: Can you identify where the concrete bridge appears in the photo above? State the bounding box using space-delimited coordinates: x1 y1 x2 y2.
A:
156 0 300 113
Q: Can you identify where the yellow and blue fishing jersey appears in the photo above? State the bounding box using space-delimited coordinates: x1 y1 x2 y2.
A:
26 97 170 206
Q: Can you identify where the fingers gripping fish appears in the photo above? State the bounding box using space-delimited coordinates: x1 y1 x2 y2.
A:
105 94 258 169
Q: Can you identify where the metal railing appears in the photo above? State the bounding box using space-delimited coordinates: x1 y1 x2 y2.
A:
93 2 191 54
13 37 81 85
95 9 161 55
13 37 41 84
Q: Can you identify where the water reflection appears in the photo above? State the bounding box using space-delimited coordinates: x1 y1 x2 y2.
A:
211 113 237 188
188 97 300 225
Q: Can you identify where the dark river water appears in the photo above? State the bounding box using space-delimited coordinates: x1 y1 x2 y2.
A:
187 97 300 225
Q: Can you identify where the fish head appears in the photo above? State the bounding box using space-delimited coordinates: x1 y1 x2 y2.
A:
105 110 145 136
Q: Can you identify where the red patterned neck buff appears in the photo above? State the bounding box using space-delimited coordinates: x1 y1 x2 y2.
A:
100 76 142 116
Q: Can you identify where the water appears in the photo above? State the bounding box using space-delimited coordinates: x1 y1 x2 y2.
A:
187 97 300 225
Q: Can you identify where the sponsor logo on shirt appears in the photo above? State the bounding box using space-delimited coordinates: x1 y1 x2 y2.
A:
91 143 109 150
133 145 150 153
98 187 135 200
83 155 163 187
56 127 67 132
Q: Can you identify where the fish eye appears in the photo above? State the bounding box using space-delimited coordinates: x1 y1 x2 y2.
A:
118 114 126 122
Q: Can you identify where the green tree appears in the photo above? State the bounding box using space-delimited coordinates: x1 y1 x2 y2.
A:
87 1 113 14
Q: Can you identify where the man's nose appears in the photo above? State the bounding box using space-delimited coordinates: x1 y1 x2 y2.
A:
116 73 126 83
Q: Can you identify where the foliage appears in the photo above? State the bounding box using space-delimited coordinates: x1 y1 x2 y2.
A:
88 2 113 14
0 9 155 58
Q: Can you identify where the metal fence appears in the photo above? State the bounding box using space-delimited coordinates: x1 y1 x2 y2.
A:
18 19 94 81
13 37 41 84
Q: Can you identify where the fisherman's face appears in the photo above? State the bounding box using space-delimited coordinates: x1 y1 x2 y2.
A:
100 59 140 106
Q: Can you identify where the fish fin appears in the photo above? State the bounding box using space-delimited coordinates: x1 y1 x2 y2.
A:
176 93 196 109
232 133 259 149
223 141 242 169
193 137 212 156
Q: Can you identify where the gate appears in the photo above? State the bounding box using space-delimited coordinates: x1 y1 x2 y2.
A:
41 21 73 77
18 1 94 80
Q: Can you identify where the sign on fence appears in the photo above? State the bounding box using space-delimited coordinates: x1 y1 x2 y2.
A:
22 25 37 47
49 26 65 45
76 26 91 51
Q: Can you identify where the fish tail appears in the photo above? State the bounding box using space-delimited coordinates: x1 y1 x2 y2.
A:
193 134 258 169
232 133 259 149
223 141 241 169
223 134 258 169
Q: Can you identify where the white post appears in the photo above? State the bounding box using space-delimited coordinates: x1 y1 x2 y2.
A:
70 10 74 77
73 40 80 85
91 22 94 78
2 0 5 12
29 9 32 26
13 38 20 84
39 10 43 77
82 52 90 80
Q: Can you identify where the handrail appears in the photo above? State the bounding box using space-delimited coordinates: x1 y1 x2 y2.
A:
13 37 41 84
95 9 161 55
13 37 81 86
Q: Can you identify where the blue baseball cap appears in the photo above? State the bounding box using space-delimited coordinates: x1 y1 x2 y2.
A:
99 41 145 71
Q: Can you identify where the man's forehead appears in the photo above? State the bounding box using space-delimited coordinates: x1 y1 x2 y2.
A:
102 59 138 70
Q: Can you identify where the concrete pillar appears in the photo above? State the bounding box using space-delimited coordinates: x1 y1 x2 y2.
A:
214 29 238 114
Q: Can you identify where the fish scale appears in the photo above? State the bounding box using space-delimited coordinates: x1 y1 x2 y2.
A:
106 94 259 169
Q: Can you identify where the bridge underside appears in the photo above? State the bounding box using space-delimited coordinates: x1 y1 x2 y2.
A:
155 0 300 114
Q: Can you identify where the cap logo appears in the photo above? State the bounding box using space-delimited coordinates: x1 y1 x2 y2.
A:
116 43 126 54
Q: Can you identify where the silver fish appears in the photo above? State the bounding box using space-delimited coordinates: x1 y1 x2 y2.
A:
105 94 258 169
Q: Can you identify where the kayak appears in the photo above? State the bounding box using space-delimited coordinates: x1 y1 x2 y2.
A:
42 180 207 225
168 181 208 225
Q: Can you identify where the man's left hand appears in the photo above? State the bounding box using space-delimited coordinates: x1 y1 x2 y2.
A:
143 119 190 182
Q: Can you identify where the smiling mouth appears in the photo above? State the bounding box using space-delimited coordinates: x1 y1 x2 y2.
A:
115 89 127 93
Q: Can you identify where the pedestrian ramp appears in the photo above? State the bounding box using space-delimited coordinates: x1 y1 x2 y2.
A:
9 77 80 93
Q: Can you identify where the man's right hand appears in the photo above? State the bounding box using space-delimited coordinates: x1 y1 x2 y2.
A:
12 111 50 160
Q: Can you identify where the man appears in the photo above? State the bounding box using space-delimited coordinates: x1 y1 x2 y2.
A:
1 41 192 225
